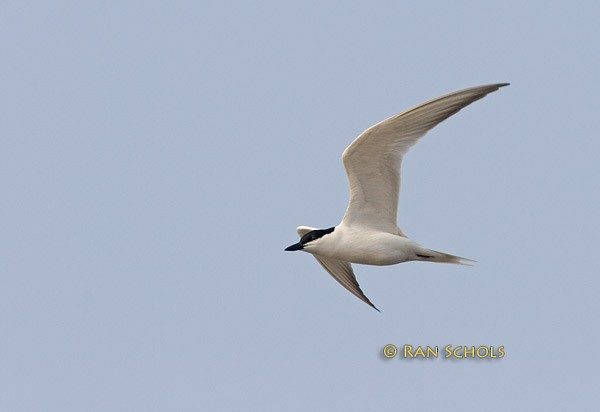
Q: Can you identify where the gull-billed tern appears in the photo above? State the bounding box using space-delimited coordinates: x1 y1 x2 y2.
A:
285 83 509 311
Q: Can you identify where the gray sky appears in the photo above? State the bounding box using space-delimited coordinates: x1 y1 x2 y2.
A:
2 1 599 411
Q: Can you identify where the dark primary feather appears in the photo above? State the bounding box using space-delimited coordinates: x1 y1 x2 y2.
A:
313 255 380 312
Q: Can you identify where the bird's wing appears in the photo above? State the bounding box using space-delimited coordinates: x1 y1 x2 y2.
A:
341 83 508 233
313 255 379 312
295 226 379 311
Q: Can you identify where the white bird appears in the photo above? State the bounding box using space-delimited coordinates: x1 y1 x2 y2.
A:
285 83 508 311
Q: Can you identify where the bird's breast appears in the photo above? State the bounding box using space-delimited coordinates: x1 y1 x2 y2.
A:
313 230 416 266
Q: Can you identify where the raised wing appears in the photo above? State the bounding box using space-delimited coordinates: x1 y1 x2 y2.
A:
341 83 508 233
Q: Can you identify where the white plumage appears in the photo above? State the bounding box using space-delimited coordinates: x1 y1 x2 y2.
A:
285 83 508 311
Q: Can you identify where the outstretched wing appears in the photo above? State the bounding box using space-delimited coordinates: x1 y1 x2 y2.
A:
296 226 379 311
313 255 379 311
341 83 508 233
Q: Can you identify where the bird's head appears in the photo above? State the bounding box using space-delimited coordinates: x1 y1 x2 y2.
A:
285 226 335 252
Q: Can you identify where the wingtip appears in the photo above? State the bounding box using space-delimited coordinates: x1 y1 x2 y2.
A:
457 257 477 266
365 299 381 312
356 288 381 312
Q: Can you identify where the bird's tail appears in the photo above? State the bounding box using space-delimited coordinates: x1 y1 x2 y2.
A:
416 248 475 266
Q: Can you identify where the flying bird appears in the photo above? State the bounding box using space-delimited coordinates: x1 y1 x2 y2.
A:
285 83 509 311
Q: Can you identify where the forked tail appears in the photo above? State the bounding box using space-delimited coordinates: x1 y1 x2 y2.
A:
415 248 475 266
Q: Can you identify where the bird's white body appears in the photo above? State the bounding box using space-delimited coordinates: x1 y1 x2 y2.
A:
300 225 417 266
285 83 508 310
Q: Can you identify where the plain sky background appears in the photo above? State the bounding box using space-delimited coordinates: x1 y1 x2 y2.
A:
2 1 599 411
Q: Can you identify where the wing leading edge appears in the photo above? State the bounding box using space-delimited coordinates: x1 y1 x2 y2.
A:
341 83 509 233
